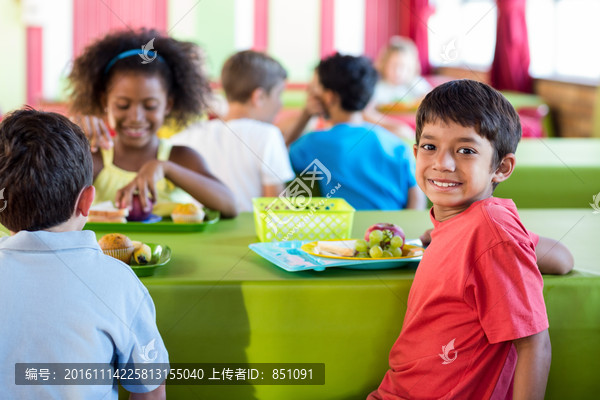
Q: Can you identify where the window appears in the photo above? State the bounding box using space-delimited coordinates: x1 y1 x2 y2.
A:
428 0 497 69
527 0 600 81
428 0 600 82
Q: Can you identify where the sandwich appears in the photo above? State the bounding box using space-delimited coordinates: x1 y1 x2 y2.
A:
88 201 128 223
316 240 356 257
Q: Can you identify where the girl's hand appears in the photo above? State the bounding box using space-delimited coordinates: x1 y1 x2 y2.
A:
115 160 165 211
71 114 113 152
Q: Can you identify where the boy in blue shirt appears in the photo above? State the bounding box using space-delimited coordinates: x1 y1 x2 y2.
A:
0 109 167 399
288 53 426 210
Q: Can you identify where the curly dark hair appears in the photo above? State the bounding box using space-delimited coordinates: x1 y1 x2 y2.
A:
317 53 378 112
415 79 522 169
68 28 210 128
0 108 93 231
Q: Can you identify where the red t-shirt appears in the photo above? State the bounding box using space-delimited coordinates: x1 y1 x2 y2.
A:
369 197 548 400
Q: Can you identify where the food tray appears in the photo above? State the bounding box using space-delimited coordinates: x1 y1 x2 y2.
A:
85 208 219 232
249 240 423 272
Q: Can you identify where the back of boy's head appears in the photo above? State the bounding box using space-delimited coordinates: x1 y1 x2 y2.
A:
317 53 378 112
221 50 287 103
0 109 93 232
415 79 521 168
68 28 209 128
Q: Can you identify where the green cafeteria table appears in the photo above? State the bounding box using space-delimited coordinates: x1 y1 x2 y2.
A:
481 138 600 208
94 209 599 399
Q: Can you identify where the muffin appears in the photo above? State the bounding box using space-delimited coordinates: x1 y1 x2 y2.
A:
171 203 205 223
98 233 134 263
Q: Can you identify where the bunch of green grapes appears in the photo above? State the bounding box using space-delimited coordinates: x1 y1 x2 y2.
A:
355 230 404 258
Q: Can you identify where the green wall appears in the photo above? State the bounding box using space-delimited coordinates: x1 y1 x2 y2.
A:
169 0 320 83
0 0 26 113
268 0 320 83
169 0 236 81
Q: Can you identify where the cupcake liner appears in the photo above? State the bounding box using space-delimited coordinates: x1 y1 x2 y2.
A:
102 247 134 263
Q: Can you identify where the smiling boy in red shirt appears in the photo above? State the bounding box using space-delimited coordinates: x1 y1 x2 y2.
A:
369 80 551 400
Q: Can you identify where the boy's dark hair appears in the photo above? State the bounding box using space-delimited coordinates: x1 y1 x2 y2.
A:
317 53 378 112
221 50 287 103
68 28 210 128
0 109 93 232
415 79 521 170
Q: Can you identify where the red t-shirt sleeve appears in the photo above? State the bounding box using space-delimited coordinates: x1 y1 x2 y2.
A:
526 229 540 246
468 240 548 344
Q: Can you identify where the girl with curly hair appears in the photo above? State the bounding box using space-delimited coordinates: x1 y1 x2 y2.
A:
68 28 237 218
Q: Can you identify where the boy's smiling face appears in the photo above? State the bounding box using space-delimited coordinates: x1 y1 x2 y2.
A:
414 121 516 221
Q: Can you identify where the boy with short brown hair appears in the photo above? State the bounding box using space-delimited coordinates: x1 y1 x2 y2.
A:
0 109 167 399
171 50 294 211
370 80 552 399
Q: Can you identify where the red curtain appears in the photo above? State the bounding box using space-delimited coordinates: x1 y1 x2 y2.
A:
408 0 432 75
320 0 335 59
364 0 401 60
364 0 431 74
490 0 532 92
26 27 43 106
253 0 269 52
73 0 167 58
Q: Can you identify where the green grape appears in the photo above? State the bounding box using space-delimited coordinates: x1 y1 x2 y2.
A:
390 236 404 249
356 251 369 258
390 248 403 257
382 250 393 258
369 230 384 243
369 245 383 258
384 230 392 241
355 239 368 252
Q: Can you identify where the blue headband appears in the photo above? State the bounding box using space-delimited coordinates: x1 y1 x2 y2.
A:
104 49 166 74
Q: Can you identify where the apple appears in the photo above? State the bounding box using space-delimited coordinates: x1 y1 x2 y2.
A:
364 223 405 249
126 194 154 222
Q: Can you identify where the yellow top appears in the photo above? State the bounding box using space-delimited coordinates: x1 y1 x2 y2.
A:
156 115 207 139
93 139 196 216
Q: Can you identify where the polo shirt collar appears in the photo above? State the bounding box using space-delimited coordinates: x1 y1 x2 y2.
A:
0 230 100 252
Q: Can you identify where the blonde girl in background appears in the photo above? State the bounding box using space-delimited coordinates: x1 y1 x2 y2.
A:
371 36 432 105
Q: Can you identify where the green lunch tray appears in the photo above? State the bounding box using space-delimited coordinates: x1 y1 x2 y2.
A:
85 208 220 232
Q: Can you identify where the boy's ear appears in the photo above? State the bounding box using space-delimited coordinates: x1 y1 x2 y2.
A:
250 87 266 107
492 153 516 184
413 143 418 158
76 185 96 217
322 89 337 108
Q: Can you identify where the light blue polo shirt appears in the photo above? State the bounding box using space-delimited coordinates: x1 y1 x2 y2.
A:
289 123 417 210
0 230 168 398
